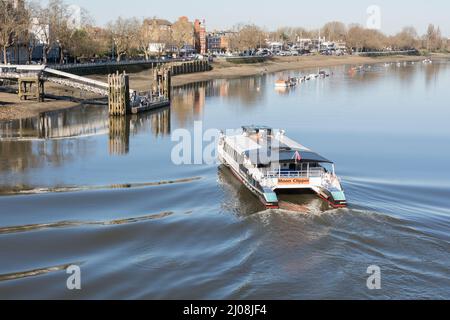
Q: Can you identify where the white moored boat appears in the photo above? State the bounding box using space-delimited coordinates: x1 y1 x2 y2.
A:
218 126 347 209
275 78 297 88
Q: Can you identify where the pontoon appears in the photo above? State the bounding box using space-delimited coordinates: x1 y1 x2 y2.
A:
218 126 347 209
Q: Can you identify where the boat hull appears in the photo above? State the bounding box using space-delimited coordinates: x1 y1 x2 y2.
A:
219 157 347 210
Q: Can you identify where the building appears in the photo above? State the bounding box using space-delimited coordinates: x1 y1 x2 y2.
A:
194 19 207 55
143 18 173 55
206 31 232 53
144 18 172 35
206 33 221 53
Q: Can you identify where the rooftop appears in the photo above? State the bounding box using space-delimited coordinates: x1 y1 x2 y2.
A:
144 18 172 27
225 127 332 164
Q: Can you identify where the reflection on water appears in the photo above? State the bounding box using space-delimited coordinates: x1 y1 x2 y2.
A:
171 77 266 125
0 106 171 177
0 105 108 140
0 105 170 142
109 108 171 155
1 60 450 299
0 138 92 175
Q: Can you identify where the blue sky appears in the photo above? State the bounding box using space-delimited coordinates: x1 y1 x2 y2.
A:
49 0 450 36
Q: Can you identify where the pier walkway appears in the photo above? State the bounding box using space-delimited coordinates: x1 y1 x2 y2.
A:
0 64 173 115
0 65 113 96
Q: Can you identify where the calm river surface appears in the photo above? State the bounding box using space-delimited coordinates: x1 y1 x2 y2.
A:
0 61 449 299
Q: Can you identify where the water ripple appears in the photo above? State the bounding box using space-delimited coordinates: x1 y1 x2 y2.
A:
0 177 202 196
0 262 81 282
0 211 174 235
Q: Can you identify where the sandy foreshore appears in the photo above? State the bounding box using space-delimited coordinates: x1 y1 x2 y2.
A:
0 84 103 121
1 54 448 121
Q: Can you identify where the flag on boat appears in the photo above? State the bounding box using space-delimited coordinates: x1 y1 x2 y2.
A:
293 151 302 162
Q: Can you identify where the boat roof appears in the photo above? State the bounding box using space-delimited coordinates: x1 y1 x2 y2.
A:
242 125 273 132
224 127 332 164
244 149 333 164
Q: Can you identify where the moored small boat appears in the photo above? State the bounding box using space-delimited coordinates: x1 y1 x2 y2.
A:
275 77 297 88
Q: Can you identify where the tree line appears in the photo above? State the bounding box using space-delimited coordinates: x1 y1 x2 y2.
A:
0 0 448 64
233 21 447 53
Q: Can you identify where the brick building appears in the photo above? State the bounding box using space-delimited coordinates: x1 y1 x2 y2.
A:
194 19 207 55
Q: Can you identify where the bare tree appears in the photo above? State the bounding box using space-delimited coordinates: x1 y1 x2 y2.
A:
107 17 140 61
321 22 347 42
423 24 444 51
0 0 30 64
171 17 194 55
346 24 387 53
32 0 67 64
69 26 110 60
230 24 266 52
346 24 365 53
391 26 418 50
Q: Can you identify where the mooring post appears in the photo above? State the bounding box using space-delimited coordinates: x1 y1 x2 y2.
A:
38 79 45 102
164 68 171 100
108 71 130 116
18 77 45 102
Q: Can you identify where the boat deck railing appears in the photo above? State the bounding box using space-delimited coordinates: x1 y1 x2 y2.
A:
265 168 325 179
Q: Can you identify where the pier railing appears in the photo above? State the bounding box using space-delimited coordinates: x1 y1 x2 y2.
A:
50 58 188 71
265 169 325 179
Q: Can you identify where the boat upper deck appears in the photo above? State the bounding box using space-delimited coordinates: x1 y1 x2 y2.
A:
223 126 333 164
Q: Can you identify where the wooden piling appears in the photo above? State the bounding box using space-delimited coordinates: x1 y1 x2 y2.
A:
18 77 44 102
108 71 130 116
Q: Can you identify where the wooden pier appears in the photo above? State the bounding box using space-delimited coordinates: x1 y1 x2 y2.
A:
107 66 171 116
107 72 131 116
169 60 211 76
0 64 174 117
18 77 45 102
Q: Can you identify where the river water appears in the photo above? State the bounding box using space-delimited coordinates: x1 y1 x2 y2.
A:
0 61 449 299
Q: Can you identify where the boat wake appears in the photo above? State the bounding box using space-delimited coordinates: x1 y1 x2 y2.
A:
0 262 81 282
0 211 175 235
0 177 202 196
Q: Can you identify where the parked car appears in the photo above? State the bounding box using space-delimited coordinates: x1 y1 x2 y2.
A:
278 51 292 56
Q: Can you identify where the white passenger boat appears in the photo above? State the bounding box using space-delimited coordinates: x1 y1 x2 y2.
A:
218 126 347 209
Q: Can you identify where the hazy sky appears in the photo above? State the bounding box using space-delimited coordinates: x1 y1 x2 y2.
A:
52 0 450 36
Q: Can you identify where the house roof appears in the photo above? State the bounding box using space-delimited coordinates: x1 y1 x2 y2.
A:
144 18 172 27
